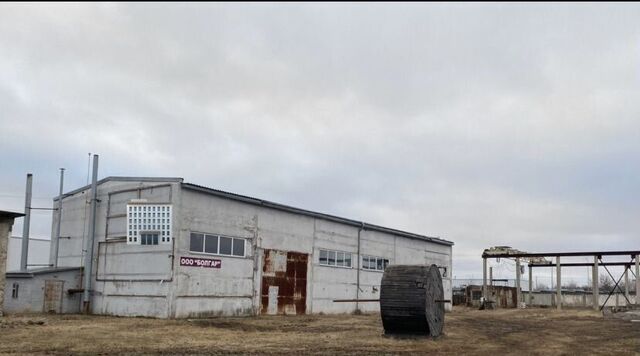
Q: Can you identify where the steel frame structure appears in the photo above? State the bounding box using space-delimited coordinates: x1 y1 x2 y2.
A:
482 249 640 310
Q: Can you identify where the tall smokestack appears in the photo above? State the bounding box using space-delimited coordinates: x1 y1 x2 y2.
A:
82 155 99 313
20 173 33 271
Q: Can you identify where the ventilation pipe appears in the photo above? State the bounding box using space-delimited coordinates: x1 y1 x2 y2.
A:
82 155 99 313
51 168 65 268
20 174 33 271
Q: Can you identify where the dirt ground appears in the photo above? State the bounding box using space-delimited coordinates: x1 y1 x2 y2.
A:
0 307 638 355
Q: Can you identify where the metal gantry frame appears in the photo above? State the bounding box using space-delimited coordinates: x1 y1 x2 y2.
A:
482 249 640 310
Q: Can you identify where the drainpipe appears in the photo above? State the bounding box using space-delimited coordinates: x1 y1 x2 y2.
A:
20 174 33 271
82 155 99 313
356 222 364 312
52 168 64 268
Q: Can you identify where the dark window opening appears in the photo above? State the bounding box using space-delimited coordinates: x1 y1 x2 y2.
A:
141 233 159 245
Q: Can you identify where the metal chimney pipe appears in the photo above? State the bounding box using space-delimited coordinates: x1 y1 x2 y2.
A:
52 168 65 268
82 155 99 313
20 174 33 271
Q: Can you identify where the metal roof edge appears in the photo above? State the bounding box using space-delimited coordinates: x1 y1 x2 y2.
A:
55 177 184 201
0 210 25 219
181 182 454 246
5 266 83 278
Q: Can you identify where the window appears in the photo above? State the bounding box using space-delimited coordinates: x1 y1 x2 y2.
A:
204 235 218 254
141 233 159 245
362 255 389 271
11 283 19 299
189 232 246 257
318 249 352 268
219 236 232 255
190 233 204 252
127 204 172 245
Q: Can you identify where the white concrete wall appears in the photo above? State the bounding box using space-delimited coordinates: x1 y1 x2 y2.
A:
3 269 82 314
55 179 181 317
525 292 637 308
52 178 453 318
177 187 453 316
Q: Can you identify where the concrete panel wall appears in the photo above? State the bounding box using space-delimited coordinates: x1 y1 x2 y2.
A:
174 190 258 318
3 269 82 314
50 179 453 318
53 180 181 317
526 292 637 308
173 187 453 316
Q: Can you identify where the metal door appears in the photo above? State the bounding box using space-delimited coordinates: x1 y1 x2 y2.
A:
43 280 64 313
260 249 308 315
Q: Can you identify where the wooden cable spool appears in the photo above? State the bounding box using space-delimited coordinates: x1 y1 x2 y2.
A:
380 264 445 337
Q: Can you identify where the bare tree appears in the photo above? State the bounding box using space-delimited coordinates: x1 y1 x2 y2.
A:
599 274 614 293
565 281 578 290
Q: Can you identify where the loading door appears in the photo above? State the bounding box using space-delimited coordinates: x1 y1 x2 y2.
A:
43 280 64 314
261 249 308 315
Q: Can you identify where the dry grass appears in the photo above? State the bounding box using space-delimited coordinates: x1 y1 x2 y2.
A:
0 307 638 355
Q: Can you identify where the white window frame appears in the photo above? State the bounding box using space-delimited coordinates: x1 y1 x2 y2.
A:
189 231 247 258
318 249 353 268
361 255 389 272
127 203 172 245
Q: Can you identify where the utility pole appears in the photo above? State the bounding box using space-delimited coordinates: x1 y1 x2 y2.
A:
82 155 99 314
20 174 33 271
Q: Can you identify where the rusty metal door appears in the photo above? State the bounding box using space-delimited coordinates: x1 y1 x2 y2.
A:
43 280 64 313
261 249 308 315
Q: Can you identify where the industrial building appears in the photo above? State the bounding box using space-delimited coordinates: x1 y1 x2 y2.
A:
4 173 453 318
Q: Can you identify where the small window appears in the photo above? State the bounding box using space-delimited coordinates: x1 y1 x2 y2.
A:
190 233 204 252
204 235 218 254
11 283 19 299
141 233 159 245
362 255 389 271
232 238 245 257
219 237 232 255
318 249 352 268
328 250 336 265
319 250 328 265
336 252 345 267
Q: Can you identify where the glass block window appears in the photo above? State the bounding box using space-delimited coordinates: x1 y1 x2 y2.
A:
127 204 172 245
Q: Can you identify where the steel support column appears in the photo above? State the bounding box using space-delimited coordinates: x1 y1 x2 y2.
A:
636 255 639 306
528 264 533 306
624 268 629 305
593 256 599 310
516 257 521 307
556 256 561 310
482 257 487 301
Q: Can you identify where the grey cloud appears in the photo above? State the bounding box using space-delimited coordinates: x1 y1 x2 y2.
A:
1 3 640 280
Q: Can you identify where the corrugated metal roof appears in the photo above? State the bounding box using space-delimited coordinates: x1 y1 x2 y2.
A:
182 182 454 246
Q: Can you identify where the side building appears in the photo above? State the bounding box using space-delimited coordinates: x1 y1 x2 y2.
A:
5 177 453 318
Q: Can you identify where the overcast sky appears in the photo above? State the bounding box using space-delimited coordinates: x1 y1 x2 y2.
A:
1 3 639 282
